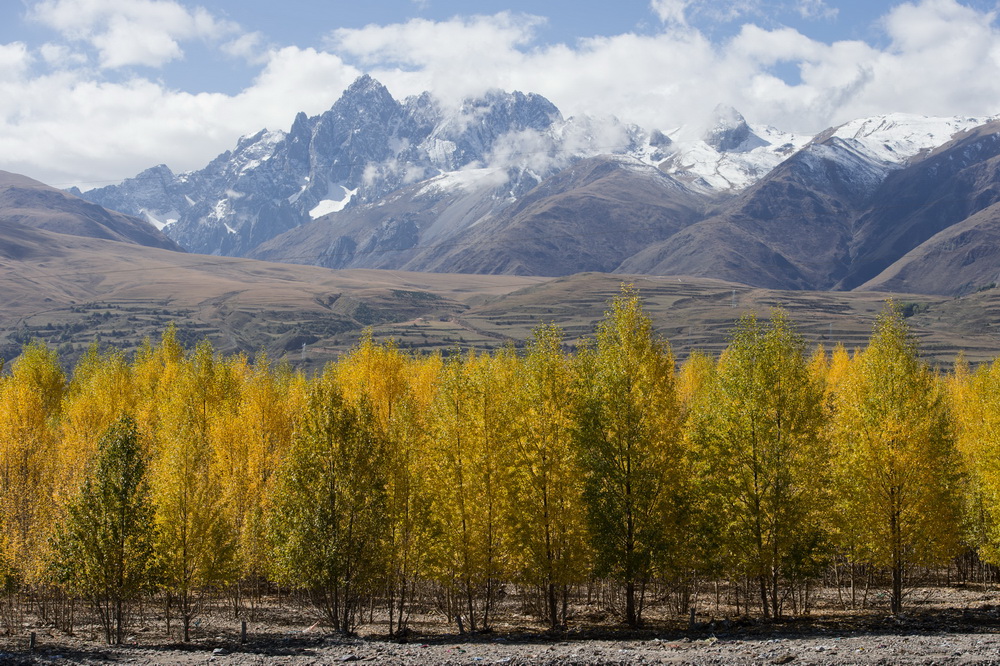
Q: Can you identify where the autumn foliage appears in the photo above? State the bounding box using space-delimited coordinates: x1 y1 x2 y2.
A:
0 290 989 639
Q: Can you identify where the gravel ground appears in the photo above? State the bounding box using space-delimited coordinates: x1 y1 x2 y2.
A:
6 630 1000 665
5 588 1000 664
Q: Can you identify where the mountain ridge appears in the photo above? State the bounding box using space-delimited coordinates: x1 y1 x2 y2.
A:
1 170 183 252
73 75 1000 296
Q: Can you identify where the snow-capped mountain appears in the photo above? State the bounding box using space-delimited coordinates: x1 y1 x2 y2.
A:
76 75 1000 295
827 113 988 164
80 76 569 256
656 105 808 192
619 113 1000 292
78 76 802 257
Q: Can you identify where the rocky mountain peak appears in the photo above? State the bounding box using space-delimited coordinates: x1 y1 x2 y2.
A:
705 104 766 153
74 76 1000 296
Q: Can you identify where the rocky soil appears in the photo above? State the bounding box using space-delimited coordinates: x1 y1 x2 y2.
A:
5 587 1000 664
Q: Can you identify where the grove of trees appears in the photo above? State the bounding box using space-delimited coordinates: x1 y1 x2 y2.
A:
0 288 994 641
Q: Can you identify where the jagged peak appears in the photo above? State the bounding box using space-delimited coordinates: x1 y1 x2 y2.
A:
339 74 395 104
705 104 765 153
404 90 437 108
290 111 310 134
710 104 747 129
323 74 402 125
236 128 270 150
137 163 175 177
464 88 560 115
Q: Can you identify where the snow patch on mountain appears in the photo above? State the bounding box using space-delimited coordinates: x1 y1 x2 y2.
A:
830 113 993 165
141 209 177 231
310 185 358 219
417 167 510 196
210 199 230 221
804 138 895 200
232 129 286 175
658 125 808 192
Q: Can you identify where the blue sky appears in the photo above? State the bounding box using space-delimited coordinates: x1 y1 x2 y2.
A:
2 0 1000 188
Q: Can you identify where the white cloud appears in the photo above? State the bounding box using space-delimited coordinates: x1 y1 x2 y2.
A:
328 12 543 69
29 0 241 68
39 42 88 68
221 31 267 64
650 0 691 25
797 0 838 20
6 0 1000 190
341 1 1000 134
0 44 360 189
91 14 184 67
0 42 31 80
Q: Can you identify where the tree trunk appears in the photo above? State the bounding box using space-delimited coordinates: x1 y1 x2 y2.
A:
891 503 903 615
759 576 770 620
625 579 637 627
547 582 558 631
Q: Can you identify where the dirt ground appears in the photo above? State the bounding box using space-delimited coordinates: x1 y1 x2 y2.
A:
5 586 1000 664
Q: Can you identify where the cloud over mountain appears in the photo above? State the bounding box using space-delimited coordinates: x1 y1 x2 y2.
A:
3 0 1000 190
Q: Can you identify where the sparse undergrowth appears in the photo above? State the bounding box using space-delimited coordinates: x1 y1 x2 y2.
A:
5 584 1000 664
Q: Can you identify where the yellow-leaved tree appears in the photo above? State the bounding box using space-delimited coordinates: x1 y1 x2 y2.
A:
573 285 686 627
426 350 516 633
831 302 962 614
335 333 435 635
0 343 64 612
212 353 304 617
688 310 829 618
508 324 590 629
150 341 237 640
948 355 1000 569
